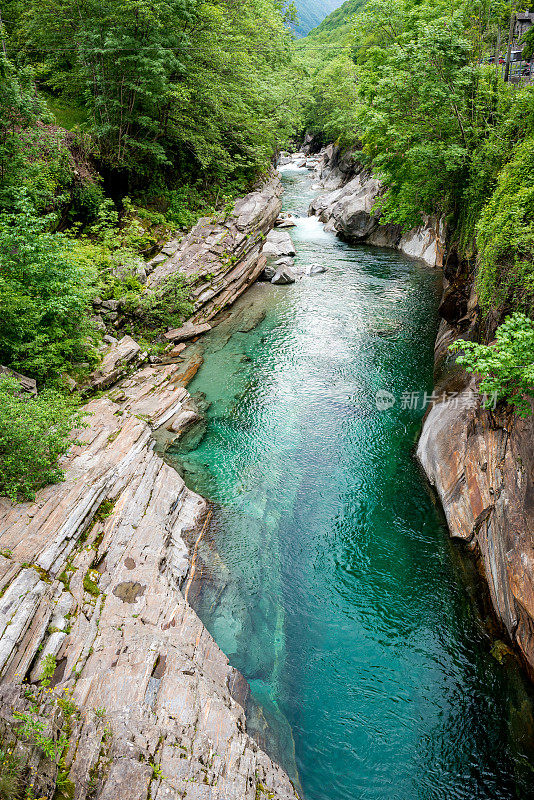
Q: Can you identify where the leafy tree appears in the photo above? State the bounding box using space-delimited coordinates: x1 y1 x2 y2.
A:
19 0 300 190
0 375 80 500
450 313 534 416
0 49 55 209
351 0 501 228
0 193 98 381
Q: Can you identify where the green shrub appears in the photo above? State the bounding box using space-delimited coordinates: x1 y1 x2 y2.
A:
450 313 534 416
124 274 194 333
0 193 99 382
0 376 81 501
0 749 22 800
475 137 534 316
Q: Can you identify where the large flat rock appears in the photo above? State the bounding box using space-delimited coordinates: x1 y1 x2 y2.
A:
262 228 296 258
163 322 211 342
0 360 299 800
148 174 283 324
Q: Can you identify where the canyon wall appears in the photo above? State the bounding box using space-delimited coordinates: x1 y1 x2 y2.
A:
0 179 299 800
416 291 534 675
307 145 445 268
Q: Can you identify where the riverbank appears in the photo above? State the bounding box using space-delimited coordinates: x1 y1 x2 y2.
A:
0 176 300 800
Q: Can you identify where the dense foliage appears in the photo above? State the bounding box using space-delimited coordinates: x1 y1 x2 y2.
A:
298 0 534 312
451 313 534 415
0 376 80 500
3 0 299 191
0 194 98 381
476 137 534 314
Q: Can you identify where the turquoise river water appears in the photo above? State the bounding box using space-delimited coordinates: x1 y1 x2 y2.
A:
170 167 534 800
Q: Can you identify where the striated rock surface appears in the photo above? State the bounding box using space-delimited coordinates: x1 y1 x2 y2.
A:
417 268 534 673
148 174 282 324
0 173 299 799
418 371 534 672
0 361 300 800
308 146 445 267
83 335 143 391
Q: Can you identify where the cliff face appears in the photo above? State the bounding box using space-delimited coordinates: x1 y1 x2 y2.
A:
417 312 534 674
308 145 446 267
0 179 298 800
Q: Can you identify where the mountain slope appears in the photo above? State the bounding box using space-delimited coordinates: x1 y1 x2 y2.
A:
295 0 366 61
291 0 344 36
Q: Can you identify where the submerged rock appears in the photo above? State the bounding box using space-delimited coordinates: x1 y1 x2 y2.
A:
274 256 295 268
306 263 327 275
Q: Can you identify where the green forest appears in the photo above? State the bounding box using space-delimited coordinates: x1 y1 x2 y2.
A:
0 0 533 498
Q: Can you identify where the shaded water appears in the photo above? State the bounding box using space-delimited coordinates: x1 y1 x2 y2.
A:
170 167 534 800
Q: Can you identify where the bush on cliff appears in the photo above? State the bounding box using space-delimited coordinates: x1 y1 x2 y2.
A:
450 313 534 416
0 376 80 501
476 138 534 317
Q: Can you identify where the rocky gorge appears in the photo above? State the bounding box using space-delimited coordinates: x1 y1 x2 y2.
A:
0 176 301 800
1 146 533 800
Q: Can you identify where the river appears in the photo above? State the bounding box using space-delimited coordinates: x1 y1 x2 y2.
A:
169 166 534 800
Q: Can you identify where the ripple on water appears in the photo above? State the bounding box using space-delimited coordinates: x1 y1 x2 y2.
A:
170 169 534 800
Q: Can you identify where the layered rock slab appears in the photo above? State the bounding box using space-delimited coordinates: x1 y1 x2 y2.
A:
148 174 283 324
0 362 299 800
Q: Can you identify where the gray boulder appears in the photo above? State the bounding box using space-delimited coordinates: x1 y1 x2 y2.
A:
275 214 297 228
164 322 212 342
262 228 296 258
260 263 278 281
271 267 296 285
